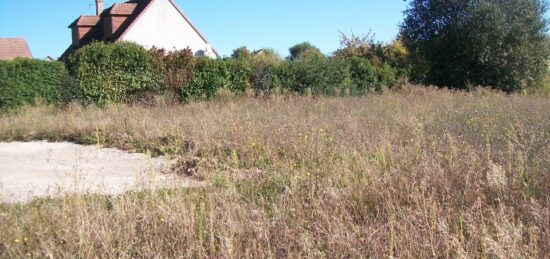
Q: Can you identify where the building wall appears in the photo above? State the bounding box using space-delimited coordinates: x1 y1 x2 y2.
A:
73 27 93 47
105 16 128 39
121 0 215 57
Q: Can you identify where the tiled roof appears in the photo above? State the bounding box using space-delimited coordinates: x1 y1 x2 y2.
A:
0 38 33 60
76 15 101 26
110 3 138 15
60 0 219 60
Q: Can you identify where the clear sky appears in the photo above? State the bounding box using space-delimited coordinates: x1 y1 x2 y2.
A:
0 0 409 59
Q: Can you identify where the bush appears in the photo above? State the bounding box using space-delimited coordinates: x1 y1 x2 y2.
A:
67 42 160 106
251 62 275 97
0 58 66 110
250 49 282 97
58 74 82 105
275 56 351 95
348 57 397 94
182 58 251 101
150 47 194 98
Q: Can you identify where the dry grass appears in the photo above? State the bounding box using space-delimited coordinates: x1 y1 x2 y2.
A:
0 87 549 257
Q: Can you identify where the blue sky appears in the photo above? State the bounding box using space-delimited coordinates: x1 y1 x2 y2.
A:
0 0 409 59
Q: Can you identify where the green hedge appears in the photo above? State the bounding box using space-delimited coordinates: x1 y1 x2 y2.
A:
275 56 351 95
348 57 397 94
182 57 251 101
67 42 160 106
59 42 401 105
0 58 66 110
273 57 397 96
178 56 399 100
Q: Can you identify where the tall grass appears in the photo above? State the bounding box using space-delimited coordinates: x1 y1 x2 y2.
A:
1 87 549 257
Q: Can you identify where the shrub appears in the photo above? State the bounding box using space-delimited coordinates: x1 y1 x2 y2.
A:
183 58 251 101
0 58 66 110
276 56 351 95
251 62 275 97
348 57 397 94
250 49 282 97
149 47 194 98
272 56 398 96
67 41 160 106
57 74 82 105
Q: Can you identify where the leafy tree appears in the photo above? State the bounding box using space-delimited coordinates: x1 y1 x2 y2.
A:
250 49 280 64
383 39 410 74
231 46 251 60
401 0 550 91
288 42 324 60
333 31 379 61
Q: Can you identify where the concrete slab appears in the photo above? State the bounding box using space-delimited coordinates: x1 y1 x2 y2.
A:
0 141 188 203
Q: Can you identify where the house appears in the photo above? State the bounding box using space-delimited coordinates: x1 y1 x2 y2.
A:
0 38 33 60
60 0 218 60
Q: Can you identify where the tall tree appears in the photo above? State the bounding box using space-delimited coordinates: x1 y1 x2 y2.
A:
401 0 550 91
288 42 324 60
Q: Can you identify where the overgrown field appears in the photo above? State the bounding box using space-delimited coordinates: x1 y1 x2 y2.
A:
1 88 549 257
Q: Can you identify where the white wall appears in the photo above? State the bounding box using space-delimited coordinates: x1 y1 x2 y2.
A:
121 0 216 57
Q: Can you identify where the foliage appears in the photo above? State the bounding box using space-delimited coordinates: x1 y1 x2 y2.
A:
401 0 550 91
0 58 66 109
347 57 397 94
225 44 399 96
334 32 412 80
249 49 282 97
383 39 411 77
231 46 252 60
67 41 160 106
251 48 282 65
288 42 325 60
57 74 83 105
251 62 275 97
275 56 351 95
334 31 379 61
150 47 195 97
183 58 251 101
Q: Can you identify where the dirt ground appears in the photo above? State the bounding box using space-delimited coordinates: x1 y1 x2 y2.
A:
0 141 190 203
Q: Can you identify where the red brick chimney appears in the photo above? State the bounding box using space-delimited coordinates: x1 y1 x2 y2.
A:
96 0 104 16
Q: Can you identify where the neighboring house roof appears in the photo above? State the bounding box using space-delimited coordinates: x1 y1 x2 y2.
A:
0 38 33 60
60 0 218 60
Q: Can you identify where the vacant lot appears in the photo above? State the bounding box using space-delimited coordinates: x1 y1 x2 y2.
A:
0 88 549 257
